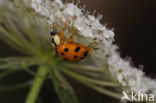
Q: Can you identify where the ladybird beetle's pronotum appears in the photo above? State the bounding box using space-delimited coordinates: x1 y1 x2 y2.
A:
50 18 92 62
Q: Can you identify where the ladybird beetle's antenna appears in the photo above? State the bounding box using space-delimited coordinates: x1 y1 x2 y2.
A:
51 23 57 31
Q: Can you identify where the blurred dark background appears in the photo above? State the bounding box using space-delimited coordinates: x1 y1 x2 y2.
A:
0 0 156 103
80 0 156 76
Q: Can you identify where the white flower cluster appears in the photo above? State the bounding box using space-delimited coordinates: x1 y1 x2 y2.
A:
30 0 156 96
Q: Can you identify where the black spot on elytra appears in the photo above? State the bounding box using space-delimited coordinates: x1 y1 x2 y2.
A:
84 50 88 56
64 48 69 52
51 38 57 46
75 47 80 52
61 52 65 55
74 55 77 59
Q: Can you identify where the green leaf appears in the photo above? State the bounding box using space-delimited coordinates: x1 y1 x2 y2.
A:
50 68 79 103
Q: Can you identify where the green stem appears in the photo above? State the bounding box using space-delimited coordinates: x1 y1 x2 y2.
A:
59 66 119 87
25 66 48 103
59 66 122 99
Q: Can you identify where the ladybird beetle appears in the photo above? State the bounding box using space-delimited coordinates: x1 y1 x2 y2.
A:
50 18 91 62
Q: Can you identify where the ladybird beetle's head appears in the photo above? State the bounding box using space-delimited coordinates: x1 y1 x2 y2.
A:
50 29 57 36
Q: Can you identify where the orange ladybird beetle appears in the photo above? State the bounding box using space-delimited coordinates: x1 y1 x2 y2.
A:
50 18 92 62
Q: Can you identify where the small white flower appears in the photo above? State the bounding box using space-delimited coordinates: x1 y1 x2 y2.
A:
30 0 156 97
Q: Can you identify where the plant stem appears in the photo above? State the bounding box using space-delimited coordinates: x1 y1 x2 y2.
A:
25 66 48 103
59 66 122 99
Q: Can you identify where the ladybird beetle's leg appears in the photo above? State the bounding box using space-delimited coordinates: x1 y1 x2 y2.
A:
65 25 76 43
62 18 69 31
88 46 92 54
59 31 65 41
59 18 69 41
66 31 74 43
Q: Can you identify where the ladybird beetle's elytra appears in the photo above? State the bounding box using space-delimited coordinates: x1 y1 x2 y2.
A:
50 18 92 62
